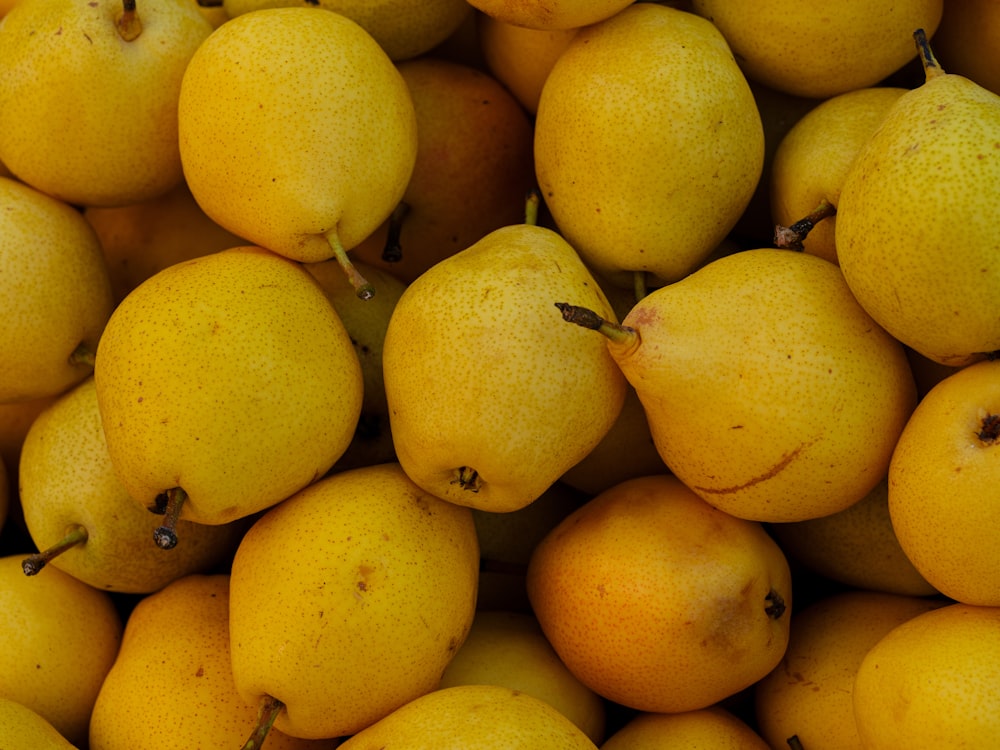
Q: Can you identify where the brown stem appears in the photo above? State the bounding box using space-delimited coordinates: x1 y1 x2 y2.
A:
326 230 374 301
22 525 89 576
913 28 945 81
241 695 284 750
381 201 410 263
774 198 836 251
525 188 541 227
153 487 187 550
787 736 805 750
554 303 639 347
116 0 143 42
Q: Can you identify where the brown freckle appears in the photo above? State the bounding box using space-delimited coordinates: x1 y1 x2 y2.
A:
195 667 204 677
357 581 367 592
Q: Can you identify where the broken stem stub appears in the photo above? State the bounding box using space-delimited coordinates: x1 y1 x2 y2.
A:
554 302 638 347
774 198 836 251
153 487 187 550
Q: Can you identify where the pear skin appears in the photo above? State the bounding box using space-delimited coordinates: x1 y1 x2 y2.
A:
0 697 77 750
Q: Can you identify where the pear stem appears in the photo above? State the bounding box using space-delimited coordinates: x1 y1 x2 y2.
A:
633 271 648 303
69 342 97 369
554 302 638 347
241 695 284 750
913 28 945 81
22 525 89 576
381 201 410 263
774 198 837 251
326 230 375 301
153 487 187 550
116 0 143 42
525 188 541 227
786 736 805 750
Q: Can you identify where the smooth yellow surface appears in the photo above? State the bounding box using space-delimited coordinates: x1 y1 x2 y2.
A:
177 7 418 263
0 697 76 750
439 610 607 744
601 707 769 750
612 248 917 522
836 52 1000 366
754 590 943 750
888 358 1000 605
0 0 213 207
93 246 363 526
222 0 473 61
228 463 480 739
383 224 626 512
690 0 943 98
0 176 113 403
89 574 336 750
853 603 1000 747
534 3 764 288
338 684 598 749
526 474 792 713
770 87 906 264
0 555 122 747
351 57 536 284
19 377 244 594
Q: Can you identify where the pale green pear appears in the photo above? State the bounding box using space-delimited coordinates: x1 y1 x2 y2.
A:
836 29 1000 366
0 697 77 750
533 3 764 291
0 176 113 403
89 574 336 750
0 0 214 206
19 377 246 594
229 463 479 742
93 246 363 549
382 223 627 513
177 7 418 298
0 555 122 747
558 248 918 523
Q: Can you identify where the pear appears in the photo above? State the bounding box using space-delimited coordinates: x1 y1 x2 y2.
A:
558 248 918 523
836 29 1000 366
382 221 627 513
221 0 473 62
533 3 764 291
177 7 418 299
337 684 599 750
465 0 632 30
93 246 363 549
0 696 77 750
0 0 214 207
228 463 479 742
89 574 336 750
0 554 123 747
0 176 114 404
19 377 245 594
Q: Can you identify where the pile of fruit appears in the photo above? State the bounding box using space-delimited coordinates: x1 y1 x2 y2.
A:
1 0 998 748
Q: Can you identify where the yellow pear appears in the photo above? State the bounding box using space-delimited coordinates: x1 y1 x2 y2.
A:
0 176 114 404
438 609 606 744
888 358 1000 606
89 574 336 750
836 30 1000 366
337 684 599 749
93 246 363 549
229 463 479 742
600 707 770 750
0 697 77 750
767 476 938 598
84 179 248 304
350 57 536 284
19 377 245 594
305 258 407 471
526 474 792 714
689 0 943 98
754 590 944 750
534 3 764 291
770 86 907 264
476 14 578 115
465 0 631 31
177 7 418 298
853 602 1000 748
221 0 473 62
0 0 214 207
924 0 1000 96
0 554 122 747
382 222 626 513
559 248 918 523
